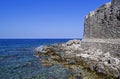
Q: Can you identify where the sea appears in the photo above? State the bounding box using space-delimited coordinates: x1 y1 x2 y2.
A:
0 39 76 79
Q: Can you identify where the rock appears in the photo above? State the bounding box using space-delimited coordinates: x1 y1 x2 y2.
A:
35 0 120 78
82 0 120 57
96 63 106 74
36 39 120 78
66 39 81 46
117 75 120 79
62 39 81 52
75 75 83 79
83 0 120 39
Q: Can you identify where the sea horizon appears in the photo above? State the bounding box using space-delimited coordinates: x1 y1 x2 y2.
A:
0 39 76 79
0 38 81 39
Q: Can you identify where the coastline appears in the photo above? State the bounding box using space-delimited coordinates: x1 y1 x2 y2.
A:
35 39 120 79
35 0 120 79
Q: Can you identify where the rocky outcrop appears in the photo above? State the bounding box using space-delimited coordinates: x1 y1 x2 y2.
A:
35 0 120 79
36 40 120 79
82 0 120 57
83 0 120 39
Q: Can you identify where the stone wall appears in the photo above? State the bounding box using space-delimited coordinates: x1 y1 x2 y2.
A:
82 0 120 57
83 0 120 39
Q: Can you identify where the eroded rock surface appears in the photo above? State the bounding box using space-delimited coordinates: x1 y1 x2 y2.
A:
35 0 120 79
36 40 120 79
82 0 120 57
84 1 120 39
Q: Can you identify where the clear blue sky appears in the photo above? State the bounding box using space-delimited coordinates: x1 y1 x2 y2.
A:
0 0 111 39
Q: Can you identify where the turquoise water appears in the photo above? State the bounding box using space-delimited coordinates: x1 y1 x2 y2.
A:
0 39 72 79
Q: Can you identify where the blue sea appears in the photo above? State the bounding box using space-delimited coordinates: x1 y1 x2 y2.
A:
0 39 73 79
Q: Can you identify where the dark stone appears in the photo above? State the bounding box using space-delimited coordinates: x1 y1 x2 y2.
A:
75 75 83 79
117 75 120 79
108 60 111 64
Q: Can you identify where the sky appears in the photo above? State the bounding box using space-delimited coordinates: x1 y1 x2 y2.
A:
0 0 111 39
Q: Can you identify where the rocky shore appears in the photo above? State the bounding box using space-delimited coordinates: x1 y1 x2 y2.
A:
36 40 120 79
35 0 120 79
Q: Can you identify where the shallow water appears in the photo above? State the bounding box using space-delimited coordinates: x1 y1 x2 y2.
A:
0 39 73 79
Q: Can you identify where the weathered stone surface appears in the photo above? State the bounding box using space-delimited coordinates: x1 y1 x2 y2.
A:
83 0 120 39
36 39 120 78
81 0 120 75
35 0 120 79
82 0 120 57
